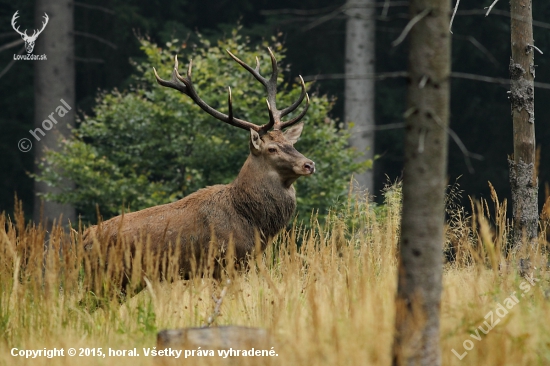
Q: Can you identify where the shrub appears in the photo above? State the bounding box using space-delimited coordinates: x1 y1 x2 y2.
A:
36 29 370 223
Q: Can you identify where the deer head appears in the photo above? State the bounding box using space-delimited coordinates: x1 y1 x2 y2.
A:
153 48 315 185
12 11 49 54
247 124 315 187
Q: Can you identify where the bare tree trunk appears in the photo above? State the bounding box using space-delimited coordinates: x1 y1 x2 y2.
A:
345 0 376 194
33 0 76 228
392 0 450 364
509 0 537 250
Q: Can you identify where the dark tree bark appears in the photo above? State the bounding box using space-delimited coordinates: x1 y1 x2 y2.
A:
392 0 450 364
509 0 537 250
33 0 76 228
345 0 376 194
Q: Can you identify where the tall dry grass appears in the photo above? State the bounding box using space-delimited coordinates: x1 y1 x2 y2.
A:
0 182 549 365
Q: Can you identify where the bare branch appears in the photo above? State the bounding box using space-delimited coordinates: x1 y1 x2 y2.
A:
382 0 392 18
419 74 429 88
302 71 408 82
429 110 484 173
454 35 499 66
457 9 550 30
453 72 550 89
450 72 509 87
352 122 406 132
262 1 408 17
526 18 548 30
392 8 431 47
302 4 347 31
304 70 550 90
377 26 402 34
527 44 543 55
484 0 500 17
73 31 117 49
449 0 461 33
466 36 499 66
74 2 115 14
269 13 408 27
418 128 425 153
0 39 24 53
362 1 411 7
377 122 405 131
74 56 105 63
261 5 339 16
272 7 550 32
299 2 408 31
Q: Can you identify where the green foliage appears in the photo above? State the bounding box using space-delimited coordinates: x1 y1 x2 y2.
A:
136 301 157 335
36 30 369 223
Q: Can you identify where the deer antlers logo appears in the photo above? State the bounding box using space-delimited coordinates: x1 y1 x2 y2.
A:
11 11 49 54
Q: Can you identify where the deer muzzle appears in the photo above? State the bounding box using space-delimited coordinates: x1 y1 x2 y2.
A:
302 160 315 175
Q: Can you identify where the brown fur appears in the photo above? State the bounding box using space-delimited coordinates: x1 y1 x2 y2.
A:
82 127 314 282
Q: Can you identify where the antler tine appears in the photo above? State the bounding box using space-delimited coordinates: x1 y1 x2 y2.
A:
264 99 276 131
266 47 278 84
227 48 310 132
186 58 192 78
227 48 283 132
40 13 48 29
277 93 310 130
226 49 269 88
263 48 279 125
32 13 49 38
154 55 262 133
11 11 27 37
227 87 233 121
153 56 187 94
155 50 309 135
280 75 307 118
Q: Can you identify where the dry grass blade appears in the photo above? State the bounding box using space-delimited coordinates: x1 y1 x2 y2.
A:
0 184 549 365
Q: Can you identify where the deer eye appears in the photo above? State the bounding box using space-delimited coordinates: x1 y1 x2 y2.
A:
268 147 277 153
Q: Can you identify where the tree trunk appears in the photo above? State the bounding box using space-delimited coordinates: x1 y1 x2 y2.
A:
509 0 537 250
392 0 450 364
345 0 376 194
33 0 76 228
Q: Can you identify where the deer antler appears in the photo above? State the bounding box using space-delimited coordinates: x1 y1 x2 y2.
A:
11 11 49 41
11 11 27 38
153 48 309 134
153 56 264 132
31 13 49 40
226 47 309 131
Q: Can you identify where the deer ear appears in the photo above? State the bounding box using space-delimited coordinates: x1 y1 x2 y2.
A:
250 129 262 154
283 122 304 145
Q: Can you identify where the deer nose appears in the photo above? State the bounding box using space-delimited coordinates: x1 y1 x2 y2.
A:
304 161 315 174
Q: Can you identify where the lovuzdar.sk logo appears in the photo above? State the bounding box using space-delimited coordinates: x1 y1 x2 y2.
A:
11 10 48 61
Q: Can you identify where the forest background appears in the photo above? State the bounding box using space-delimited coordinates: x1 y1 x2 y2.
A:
1 0 550 220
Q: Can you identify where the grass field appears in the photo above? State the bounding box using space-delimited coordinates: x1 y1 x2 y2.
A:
1 184 550 365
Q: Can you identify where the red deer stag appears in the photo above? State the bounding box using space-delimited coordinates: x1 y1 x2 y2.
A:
82 48 314 284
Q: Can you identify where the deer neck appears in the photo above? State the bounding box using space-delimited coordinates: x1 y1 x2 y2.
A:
232 154 297 195
229 155 297 238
